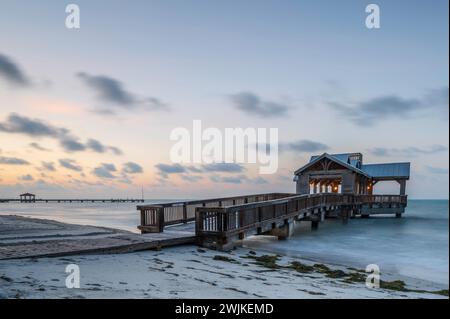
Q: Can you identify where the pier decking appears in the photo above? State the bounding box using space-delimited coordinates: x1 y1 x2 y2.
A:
0 216 194 260
138 193 407 250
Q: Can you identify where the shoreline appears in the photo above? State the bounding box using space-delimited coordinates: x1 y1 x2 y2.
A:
0 215 448 299
0 245 447 299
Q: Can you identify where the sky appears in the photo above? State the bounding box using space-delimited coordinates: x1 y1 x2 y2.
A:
0 0 448 199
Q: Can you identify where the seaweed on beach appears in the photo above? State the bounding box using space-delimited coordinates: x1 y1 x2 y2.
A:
0 275 13 282
213 255 240 264
431 289 449 297
288 261 315 273
380 280 406 291
343 272 366 283
311 263 346 278
246 254 281 269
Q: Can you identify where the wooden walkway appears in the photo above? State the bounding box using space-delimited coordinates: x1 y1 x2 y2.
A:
138 193 407 250
0 218 195 260
0 193 407 259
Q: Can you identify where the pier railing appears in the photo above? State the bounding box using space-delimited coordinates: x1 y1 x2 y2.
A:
195 194 407 236
137 192 294 233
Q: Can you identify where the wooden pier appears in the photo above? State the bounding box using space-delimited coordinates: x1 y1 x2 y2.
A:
137 151 411 251
137 193 293 233
195 193 407 250
138 192 407 250
0 198 145 203
0 216 195 260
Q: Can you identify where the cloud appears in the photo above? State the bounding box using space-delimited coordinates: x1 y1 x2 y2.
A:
155 162 247 179
0 53 31 87
181 175 203 182
154 162 257 184
60 137 86 152
210 174 268 184
368 145 448 157
118 176 133 184
426 166 449 175
199 163 245 173
210 175 244 184
59 159 83 172
108 146 123 156
41 161 56 171
280 140 329 153
29 142 51 151
0 113 122 155
0 113 66 137
329 87 449 125
155 163 186 178
155 163 259 186
122 162 143 174
77 72 169 113
229 92 290 117
101 163 117 172
423 87 449 107
251 176 269 184
92 163 117 179
19 174 34 181
0 156 30 165
86 139 106 153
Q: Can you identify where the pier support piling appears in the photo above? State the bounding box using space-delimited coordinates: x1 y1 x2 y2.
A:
269 219 294 240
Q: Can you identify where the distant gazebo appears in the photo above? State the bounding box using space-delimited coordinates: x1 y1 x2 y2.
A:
20 192 36 203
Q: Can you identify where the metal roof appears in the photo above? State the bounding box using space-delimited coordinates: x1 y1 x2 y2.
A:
361 163 410 179
297 153 410 180
296 153 371 178
310 153 358 164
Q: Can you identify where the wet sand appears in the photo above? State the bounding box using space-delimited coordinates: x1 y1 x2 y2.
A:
0 215 447 299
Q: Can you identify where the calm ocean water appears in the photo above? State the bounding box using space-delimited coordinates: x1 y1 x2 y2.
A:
243 200 449 286
0 199 448 285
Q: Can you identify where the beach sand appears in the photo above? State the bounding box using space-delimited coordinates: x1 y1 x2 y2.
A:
0 216 448 299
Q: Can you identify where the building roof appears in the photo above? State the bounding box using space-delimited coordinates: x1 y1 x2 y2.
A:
361 163 410 180
295 153 371 178
295 152 410 180
20 192 35 196
310 153 360 164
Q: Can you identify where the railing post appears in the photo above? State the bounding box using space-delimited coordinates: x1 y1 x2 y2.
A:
140 209 145 227
183 203 187 223
223 209 228 232
217 210 222 231
158 207 165 232
195 208 202 236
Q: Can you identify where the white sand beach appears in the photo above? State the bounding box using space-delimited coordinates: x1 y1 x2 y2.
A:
0 216 448 299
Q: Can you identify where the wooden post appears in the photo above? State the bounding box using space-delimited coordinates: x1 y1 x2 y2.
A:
140 209 145 227
182 204 187 223
158 207 165 232
341 206 350 224
398 179 406 196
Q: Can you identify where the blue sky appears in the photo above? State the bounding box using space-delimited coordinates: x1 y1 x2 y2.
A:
0 0 448 198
